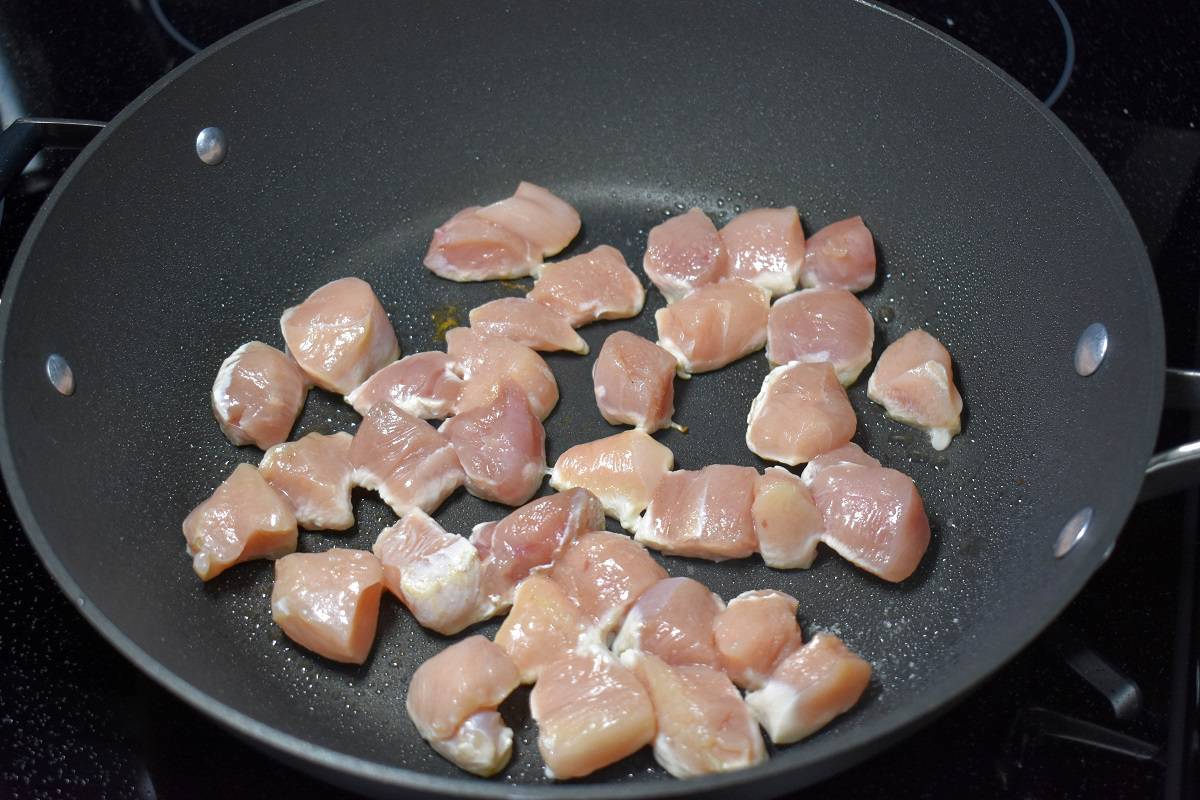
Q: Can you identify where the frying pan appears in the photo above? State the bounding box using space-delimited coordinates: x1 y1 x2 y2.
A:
0 0 1190 796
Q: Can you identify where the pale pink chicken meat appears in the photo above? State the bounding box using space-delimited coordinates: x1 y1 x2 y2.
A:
643 208 729 303
407 636 520 777
349 402 464 517
474 181 581 258
805 459 931 582
423 206 540 282
720 206 806 298
549 531 668 637
745 633 871 744
181 463 297 581
612 577 724 668
746 361 857 466
259 432 355 531
270 548 383 665
622 652 766 778
591 331 678 433
800 443 882 482
867 329 963 450
470 488 605 613
280 277 400 394
373 510 483 635
655 278 770 376
445 327 559 420
752 467 825 569
767 288 875 385
439 383 546 507
800 216 877 292
494 574 587 684
713 590 805 690
212 341 308 449
468 297 588 354
549 429 674 530
345 352 463 419
527 245 645 327
529 652 656 780
635 465 759 561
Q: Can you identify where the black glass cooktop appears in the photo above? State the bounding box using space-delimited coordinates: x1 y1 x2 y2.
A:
0 1 1197 798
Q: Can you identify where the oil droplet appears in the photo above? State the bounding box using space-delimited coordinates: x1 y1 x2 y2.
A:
431 305 460 341
498 279 531 293
876 305 895 323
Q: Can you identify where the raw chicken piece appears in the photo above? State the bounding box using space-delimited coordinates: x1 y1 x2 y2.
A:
752 467 824 569
800 216 877 292
867 329 963 450
474 182 581 257
806 460 931 582
549 532 668 636
635 465 759 561
494 574 587 684
270 548 383 664
468 298 588 354
622 652 766 778
345 352 463 419
746 361 857 466
721 206 806 298
529 652 656 779
211 341 308 449
471 488 605 612
373 511 482 635
713 590 804 690
528 245 645 327
548 430 674 530
643 208 729 303
800 443 882 484
591 331 678 433
611 577 724 668
655 278 770 376
445 327 559 420
440 383 546 507
259 432 355 531
407 636 520 777
767 288 875 385
280 277 400 394
745 633 871 744
181 463 297 581
349 402 464 517
423 206 539 282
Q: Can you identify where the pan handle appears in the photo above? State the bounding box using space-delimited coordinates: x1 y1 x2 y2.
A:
0 117 105 199
1139 368 1200 502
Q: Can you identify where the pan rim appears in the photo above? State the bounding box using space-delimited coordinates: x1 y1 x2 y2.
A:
0 0 1165 796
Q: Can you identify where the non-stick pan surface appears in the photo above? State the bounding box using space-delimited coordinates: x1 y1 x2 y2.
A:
0 0 1163 797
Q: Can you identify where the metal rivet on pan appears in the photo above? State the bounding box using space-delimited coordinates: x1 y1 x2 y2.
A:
45 354 74 396
1054 506 1093 558
1074 323 1108 376
195 126 227 165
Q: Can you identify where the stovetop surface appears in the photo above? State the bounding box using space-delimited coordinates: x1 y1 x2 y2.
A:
0 1 1197 798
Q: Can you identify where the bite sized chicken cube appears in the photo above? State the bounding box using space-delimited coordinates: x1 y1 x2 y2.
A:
744 633 871 744
182 463 297 581
767 288 875 385
440 382 546 507
530 652 656 780
800 443 882 482
655 278 770 376
211 341 308 449
713 590 805 690
622 651 766 778
259 432 355 531
867 329 963 450
549 531 668 637
746 361 857 466
407 636 520 776
611 577 725 668
474 182 581 258
720 206 806 298
468 297 588 354
423 206 540 282
800 216 877 292
752 467 824 569
592 331 679 433
494 574 587 684
445 327 559 420
280 277 399 394
643 208 729 303
634 465 759 561
345 352 463 419
349 402 464 517
528 245 645 327
270 548 383 665
549 430 675 530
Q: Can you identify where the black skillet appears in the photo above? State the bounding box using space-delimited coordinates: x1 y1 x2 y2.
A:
0 0 1190 797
